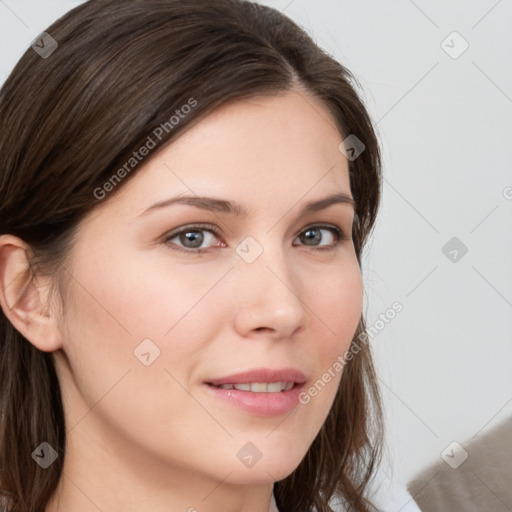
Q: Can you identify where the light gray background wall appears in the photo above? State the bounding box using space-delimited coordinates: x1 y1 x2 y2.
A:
1 0 511 489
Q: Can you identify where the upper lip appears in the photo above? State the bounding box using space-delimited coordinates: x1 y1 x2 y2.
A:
205 367 307 386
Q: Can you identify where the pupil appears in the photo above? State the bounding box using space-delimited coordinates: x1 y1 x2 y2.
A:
182 231 203 248
303 228 320 245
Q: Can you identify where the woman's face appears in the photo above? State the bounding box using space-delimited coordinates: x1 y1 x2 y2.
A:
51 90 363 495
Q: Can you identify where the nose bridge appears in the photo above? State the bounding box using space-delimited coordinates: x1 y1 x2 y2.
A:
238 233 297 291
233 232 308 335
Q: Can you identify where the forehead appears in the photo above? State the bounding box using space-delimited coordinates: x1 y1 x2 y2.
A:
100 90 351 219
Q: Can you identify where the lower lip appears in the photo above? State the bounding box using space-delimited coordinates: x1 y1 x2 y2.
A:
203 383 305 417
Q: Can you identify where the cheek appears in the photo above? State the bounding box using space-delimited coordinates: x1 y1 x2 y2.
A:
59 247 227 410
58 254 215 454
64 250 213 343
317 259 363 354
301 260 363 409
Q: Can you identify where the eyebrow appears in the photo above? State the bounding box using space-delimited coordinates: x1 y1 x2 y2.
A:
138 192 355 219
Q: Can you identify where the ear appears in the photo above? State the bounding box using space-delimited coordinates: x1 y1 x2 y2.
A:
0 234 63 352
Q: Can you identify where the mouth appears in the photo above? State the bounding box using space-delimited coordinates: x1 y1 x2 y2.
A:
204 367 307 389
203 367 307 416
206 381 298 393
203 381 305 418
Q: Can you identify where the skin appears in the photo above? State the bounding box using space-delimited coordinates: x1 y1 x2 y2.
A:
0 89 363 512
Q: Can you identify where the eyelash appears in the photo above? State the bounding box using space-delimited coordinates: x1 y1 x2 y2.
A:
163 223 350 254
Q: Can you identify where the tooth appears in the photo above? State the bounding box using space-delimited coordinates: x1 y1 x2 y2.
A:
233 383 251 391
250 382 268 393
217 381 294 392
266 382 282 393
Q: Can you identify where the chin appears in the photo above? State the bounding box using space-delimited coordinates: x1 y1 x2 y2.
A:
227 449 307 485
227 464 299 486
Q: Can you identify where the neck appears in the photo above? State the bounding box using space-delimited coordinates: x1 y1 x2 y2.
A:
45 360 276 512
46 424 275 512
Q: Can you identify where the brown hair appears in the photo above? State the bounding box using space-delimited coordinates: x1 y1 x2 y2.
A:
0 1 383 511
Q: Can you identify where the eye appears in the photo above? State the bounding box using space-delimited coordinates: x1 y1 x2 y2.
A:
164 224 225 254
163 223 350 254
293 225 349 250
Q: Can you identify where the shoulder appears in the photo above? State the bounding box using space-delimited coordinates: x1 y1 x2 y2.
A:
407 417 512 512
326 471 422 512
364 471 422 512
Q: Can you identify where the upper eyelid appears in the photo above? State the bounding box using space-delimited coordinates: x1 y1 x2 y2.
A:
164 222 348 244
165 222 346 236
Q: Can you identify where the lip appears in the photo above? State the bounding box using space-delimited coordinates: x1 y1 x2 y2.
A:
203 381 305 417
203 367 307 417
204 367 307 386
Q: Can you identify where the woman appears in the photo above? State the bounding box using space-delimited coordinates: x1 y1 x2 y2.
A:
0 1 392 510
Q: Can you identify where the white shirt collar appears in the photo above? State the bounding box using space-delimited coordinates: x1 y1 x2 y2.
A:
268 490 280 512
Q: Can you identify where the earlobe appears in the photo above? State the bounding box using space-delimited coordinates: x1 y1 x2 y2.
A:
0 234 63 352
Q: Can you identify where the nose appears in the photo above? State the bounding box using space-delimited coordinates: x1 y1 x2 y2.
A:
232 240 309 340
